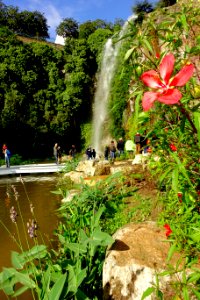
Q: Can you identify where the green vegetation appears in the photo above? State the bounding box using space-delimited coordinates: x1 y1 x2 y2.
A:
0 0 200 298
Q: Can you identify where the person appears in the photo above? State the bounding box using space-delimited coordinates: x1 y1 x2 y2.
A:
125 139 136 158
104 146 109 160
117 137 125 157
57 146 62 164
69 145 76 159
2 144 7 152
134 132 141 154
4 148 11 168
110 141 116 162
53 143 58 165
92 148 96 159
86 146 92 160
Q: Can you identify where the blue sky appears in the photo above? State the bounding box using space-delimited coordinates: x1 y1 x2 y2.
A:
3 0 155 40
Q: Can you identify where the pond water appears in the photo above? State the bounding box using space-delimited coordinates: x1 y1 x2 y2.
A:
0 174 62 299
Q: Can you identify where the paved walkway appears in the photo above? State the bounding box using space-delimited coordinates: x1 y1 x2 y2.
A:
0 163 65 176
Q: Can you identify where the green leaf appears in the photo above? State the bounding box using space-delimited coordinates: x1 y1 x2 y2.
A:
141 287 155 300
193 112 200 149
172 168 179 193
92 228 114 246
142 39 153 53
124 47 135 61
180 14 189 32
12 286 30 297
66 265 77 295
11 251 24 269
93 205 105 228
45 273 67 300
65 242 87 254
182 286 190 300
167 243 177 262
191 288 200 299
20 245 47 265
76 288 89 300
14 271 36 288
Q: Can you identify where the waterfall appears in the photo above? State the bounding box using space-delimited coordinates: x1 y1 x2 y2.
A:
91 16 135 155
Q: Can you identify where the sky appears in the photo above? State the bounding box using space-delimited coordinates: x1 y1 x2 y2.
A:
3 0 143 40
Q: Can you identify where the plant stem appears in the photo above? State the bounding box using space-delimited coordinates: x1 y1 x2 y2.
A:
179 103 197 134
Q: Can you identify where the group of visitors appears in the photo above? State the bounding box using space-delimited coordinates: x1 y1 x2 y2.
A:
53 133 150 165
85 147 96 160
103 134 150 161
104 138 124 161
53 143 77 164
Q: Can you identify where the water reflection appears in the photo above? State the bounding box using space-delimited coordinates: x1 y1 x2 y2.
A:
0 174 61 299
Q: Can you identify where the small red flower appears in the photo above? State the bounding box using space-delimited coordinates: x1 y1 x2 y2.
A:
155 52 160 59
164 224 172 237
170 144 177 151
177 192 182 198
164 128 169 132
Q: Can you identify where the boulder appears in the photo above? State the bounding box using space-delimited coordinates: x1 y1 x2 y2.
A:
103 222 181 300
64 171 85 184
75 160 96 176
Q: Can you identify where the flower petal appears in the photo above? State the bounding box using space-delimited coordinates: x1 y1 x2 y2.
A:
170 64 194 87
142 91 158 111
157 88 182 104
140 70 163 88
159 53 175 84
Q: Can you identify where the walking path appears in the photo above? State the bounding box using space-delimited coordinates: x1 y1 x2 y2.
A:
0 163 65 176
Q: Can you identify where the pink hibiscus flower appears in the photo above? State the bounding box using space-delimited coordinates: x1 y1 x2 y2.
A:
140 53 194 111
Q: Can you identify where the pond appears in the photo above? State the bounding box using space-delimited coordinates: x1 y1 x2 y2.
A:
0 174 62 299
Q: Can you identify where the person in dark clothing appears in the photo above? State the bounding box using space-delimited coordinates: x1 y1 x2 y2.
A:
104 146 109 160
117 137 125 156
86 147 92 160
92 149 96 159
134 133 141 154
110 141 116 162
69 145 76 158
57 146 62 164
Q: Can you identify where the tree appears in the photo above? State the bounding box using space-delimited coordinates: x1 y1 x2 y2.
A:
132 0 154 14
56 18 79 38
79 21 96 39
132 0 154 24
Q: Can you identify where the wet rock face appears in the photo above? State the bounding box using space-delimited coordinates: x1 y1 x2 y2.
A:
103 222 179 300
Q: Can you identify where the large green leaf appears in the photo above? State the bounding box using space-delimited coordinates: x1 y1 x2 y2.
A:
141 287 155 300
65 242 87 254
44 273 67 300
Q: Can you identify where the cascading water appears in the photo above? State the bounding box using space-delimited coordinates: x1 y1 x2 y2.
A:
91 16 135 155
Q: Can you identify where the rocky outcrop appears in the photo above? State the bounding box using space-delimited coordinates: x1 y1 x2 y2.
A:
103 222 181 300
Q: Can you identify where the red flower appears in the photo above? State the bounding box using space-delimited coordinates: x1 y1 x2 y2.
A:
178 192 183 202
140 53 194 111
170 144 177 151
155 52 160 59
164 224 172 237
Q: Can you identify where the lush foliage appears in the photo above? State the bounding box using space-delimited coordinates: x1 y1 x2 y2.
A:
0 1 49 38
0 171 140 299
0 14 120 158
124 1 200 298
